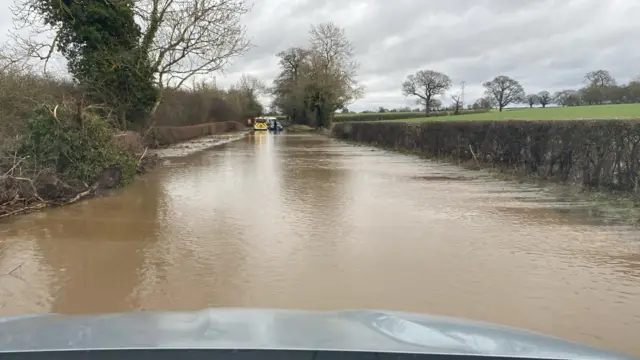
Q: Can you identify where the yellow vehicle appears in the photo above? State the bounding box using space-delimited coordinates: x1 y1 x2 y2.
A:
253 117 268 131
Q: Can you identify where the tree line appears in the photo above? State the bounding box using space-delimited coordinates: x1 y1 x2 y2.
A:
2 0 257 129
401 69 640 116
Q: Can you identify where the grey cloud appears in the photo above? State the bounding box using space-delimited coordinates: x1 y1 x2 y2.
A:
222 0 640 110
2 0 639 111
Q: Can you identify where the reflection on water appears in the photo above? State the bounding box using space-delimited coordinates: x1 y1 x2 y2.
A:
1 133 639 355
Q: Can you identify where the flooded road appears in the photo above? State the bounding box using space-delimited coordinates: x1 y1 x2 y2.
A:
1 133 639 355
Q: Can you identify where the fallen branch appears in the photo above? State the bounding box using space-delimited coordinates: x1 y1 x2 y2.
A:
138 147 148 162
468 145 480 167
59 187 93 205
7 263 23 276
4 175 45 202
0 202 48 219
3 156 27 176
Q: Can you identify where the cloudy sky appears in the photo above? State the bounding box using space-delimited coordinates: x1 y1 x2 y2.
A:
2 0 639 111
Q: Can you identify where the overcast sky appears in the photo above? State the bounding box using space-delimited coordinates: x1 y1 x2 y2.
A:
2 0 639 111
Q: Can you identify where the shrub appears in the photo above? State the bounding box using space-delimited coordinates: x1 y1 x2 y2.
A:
0 70 72 138
18 105 138 185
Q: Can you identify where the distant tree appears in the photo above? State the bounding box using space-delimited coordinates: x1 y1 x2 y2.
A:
525 94 538 108
585 70 616 87
552 91 565 106
580 85 603 105
341 107 349 113
428 98 442 112
566 91 582 106
554 89 581 107
401 70 452 116
537 91 551 108
451 94 462 114
271 23 363 127
225 75 265 118
378 106 387 113
472 97 496 109
483 76 525 111
627 80 640 103
603 85 628 104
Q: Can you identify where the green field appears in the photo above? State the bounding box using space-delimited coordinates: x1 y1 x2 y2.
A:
336 111 415 117
396 104 640 121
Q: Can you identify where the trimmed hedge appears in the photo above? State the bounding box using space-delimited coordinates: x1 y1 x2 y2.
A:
332 120 640 195
332 109 491 122
271 110 491 123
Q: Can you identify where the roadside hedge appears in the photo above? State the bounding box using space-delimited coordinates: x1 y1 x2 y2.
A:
332 120 640 195
332 109 491 122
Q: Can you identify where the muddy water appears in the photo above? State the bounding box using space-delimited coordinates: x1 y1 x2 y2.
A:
1 133 639 355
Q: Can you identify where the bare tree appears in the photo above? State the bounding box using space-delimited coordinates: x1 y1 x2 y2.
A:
451 94 462 115
275 48 311 85
537 91 551 108
237 74 267 97
271 48 312 122
472 97 496 110
307 22 364 126
584 70 616 87
525 94 538 108
139 0 251 89
428 98 442 111
401 70 451 116
9 0 251 88
553 89 580 107
0 48 28 74
483 75 525 112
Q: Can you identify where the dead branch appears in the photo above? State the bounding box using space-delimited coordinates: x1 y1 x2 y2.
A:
60 187 93 205
0 202 48 220
469 145 480 167
7 263 23 276
138 147 149 162
2 156 28 177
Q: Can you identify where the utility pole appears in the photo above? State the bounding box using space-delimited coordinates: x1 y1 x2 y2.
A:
460 81 466 109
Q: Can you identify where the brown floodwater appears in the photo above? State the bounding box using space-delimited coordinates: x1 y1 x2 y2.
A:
1 133 639 355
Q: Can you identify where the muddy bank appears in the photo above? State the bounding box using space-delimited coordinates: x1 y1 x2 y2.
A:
147 121 244 147
0 151 157 220
332 120 640 198
150 131 251 158
0 127 249 220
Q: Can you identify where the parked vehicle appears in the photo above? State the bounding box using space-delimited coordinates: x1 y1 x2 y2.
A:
253 117 268 131
268 119 283 132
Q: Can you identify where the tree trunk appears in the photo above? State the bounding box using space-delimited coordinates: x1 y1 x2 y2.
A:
499 105 503 112
315 105 324 128
120 109 127 130
424 97 430 117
